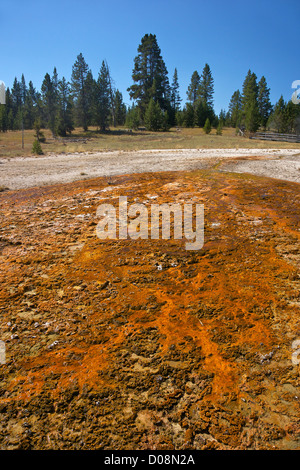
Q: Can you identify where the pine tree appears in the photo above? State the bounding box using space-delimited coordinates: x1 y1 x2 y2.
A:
20 74 27 107
198 64 214 110
128 34 170 118
41 72 57 136
32 139 43 155
114 90 126 126
33 118 45 142
5 88 14 130
170 68 181 111
241 70 260 132
11 78 22 126
245 99 260 133
175 110 184 127
218 109 226 127
71 53 92 131
257 76 272 129
270 96 287 133
285 100 298 133
23 81 37 129
169 68 181 126
183 103 195 127
0 105 8 132
194 100 207 127
104 61 116 127
144 98 164 131
125 105 140 130
55 77 74 136
203 118 211 134
94 61 111 131
216 121 223 135
228 90 242 128
186 71 200 107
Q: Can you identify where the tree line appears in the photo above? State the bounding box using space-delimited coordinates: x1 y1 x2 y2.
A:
0 33 299 136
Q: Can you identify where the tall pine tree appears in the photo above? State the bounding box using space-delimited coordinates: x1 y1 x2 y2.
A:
114 90 126 126
169 68 181 126
55 77 74 136
170 68 181 111
94 61 111 131
257 76 272 130
241 70 260 132
186 71 200 108
41 72 58 136
228 90 242 128
71 53 92 131
128 34 170 119
198 63 214 111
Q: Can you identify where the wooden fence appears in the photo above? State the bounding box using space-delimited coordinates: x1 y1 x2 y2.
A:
249 132 300 143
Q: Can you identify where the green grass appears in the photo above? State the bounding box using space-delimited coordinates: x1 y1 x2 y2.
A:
1 126 300 159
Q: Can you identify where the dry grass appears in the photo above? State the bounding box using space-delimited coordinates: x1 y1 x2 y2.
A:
1 126 300 159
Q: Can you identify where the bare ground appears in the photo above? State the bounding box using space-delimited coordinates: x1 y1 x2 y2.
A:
0 148 300 190
0 169 300 449
0 148 300 450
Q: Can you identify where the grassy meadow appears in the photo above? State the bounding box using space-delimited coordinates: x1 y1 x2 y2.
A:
1 126 300 159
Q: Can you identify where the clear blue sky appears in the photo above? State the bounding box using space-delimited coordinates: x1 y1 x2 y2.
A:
0 0 299 114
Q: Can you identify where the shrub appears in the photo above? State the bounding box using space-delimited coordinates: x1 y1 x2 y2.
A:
216 122 223 135
203 118 211 134
32 139 43 155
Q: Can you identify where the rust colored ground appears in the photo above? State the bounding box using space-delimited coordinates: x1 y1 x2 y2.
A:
0 168 299 449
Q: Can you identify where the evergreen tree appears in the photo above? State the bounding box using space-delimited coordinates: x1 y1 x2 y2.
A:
269 96 287 133
216 121 223 135
241 70 260 132
55 77 74 136
228 90 242 128
203 118 211 134
125 105 140 130
104 61 117 127
20 74 27 106
32 139 43 155
114 90 126 126
169 68 181 126
5 88 14 130
11 77 22 125
71 53 92 131
41 72 57 136
198 63 214 110
128 34 170 118
245 99 260 133
175 110 184 127
183 103 195 127
257 76 272 129
170 68 181 111
144 98 164 131
35 91 46 128
284 100 298 133
186 71 200 107
94 61 111 131
33 118 46 142
0 105 8 132
218 109 226 127
52 67 59 100
194 100 207 127
23 81 37 129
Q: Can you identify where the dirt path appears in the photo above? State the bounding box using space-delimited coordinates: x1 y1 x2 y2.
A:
0 148 299 190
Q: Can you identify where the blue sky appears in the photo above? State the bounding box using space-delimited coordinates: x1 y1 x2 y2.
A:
0 0 299 114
